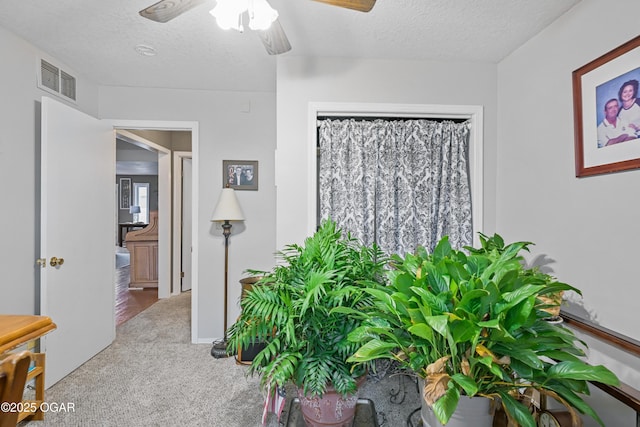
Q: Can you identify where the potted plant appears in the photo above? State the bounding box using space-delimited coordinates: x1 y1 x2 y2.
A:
347 234 619 427
226 219 387 427
467 234 564 321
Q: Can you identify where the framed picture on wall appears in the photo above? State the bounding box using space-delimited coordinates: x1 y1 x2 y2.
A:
573 34 640 177
223 160 258 190
119 178 131 209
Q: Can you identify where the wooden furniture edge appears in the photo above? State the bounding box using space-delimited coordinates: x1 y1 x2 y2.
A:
0 324 56 354
0 321 57 354
1 317 50 341
591 381 640 413
561 311 640 413
561 311 640 357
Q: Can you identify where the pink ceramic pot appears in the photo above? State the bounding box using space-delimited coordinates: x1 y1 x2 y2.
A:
297 376 366 427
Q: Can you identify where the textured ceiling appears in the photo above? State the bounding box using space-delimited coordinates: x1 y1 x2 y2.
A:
0 0 580 92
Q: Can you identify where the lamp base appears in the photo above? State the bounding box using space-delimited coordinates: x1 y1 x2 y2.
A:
211 339 230 359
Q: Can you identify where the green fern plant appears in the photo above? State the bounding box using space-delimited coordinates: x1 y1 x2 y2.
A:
226 219 387 397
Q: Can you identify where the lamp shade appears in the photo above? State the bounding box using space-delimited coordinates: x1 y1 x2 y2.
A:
211 188 245 221
129 205 141 214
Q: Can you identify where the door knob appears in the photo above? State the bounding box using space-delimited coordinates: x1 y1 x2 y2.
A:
50 257 65 267
36 258 47 268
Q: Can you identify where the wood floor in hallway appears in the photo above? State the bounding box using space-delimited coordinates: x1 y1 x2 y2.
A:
115 265 158 326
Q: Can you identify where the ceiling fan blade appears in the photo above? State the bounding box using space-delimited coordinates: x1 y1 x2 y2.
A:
311 0 375 12
257 19 292 55
139 0 208 23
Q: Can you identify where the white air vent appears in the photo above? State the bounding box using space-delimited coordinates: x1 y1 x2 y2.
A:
38 59 77 102
40 60 59 92
60 70 76 100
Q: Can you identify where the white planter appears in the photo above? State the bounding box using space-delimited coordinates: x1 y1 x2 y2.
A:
420 390 493 427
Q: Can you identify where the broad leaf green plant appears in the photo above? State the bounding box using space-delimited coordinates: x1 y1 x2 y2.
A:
227 219 387 397
347 234 618 427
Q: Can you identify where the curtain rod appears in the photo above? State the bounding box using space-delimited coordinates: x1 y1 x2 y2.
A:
317 115 469 123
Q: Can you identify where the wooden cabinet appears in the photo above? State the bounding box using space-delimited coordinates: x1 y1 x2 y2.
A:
128 242 158 287
0 315 56 423
126 211 159 288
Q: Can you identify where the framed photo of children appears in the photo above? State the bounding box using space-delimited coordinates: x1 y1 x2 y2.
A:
573 34 640 177
223 160 258 190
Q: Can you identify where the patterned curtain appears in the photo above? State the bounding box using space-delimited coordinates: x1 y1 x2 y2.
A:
318 118 472 255
318 119 377 247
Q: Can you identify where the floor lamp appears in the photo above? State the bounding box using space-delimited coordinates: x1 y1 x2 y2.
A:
210 187 245 358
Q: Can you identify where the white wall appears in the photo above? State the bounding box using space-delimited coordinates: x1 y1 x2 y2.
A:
276 56 498 248
497 0 640 342
0 25 99 315
497 1 640 423
99 87 277 341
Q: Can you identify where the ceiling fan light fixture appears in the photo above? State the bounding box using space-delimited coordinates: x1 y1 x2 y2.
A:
248 0 278 31
210 0 277 32
210 0 245 31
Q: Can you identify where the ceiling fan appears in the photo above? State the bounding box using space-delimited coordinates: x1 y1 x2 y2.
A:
138 0 376 55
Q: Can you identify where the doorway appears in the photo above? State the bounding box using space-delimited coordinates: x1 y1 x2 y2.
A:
109 119 199 343
114 136 160 325
111 125 196 340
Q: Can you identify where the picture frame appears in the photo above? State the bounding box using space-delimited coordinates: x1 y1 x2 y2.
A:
119 178 131 210
573 34 640 177
223 160 258 190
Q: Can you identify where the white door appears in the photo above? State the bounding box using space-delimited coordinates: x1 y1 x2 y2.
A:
181 158 193 292
40 97 115 387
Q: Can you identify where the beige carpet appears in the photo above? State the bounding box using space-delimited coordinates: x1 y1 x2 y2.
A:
24 292 421 426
